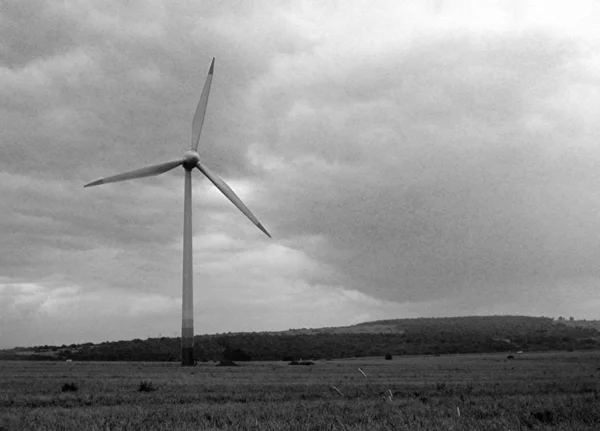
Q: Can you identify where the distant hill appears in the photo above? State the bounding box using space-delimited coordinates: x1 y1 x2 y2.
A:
273 322 405 335
555 319 600 331
1 316 598 362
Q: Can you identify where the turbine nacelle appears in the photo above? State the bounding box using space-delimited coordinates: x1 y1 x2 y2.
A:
182 150 200 170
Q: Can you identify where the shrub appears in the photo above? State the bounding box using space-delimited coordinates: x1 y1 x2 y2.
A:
61 382 78 392
223 348 251 362
138 380 156 392
289 361 314 366
533 409 555 424
384 353 393 360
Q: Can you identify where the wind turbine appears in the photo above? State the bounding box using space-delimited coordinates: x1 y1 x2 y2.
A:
84 58 271 366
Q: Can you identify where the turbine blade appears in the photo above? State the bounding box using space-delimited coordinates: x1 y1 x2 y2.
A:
191 57 215 151
196 161 271 238
84 159 184 187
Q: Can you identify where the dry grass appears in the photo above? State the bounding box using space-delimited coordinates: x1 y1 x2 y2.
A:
1 350 599 430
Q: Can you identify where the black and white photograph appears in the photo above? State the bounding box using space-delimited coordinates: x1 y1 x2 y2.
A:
1 1 599 429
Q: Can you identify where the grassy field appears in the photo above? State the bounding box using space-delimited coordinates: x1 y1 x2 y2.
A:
1 351 599 430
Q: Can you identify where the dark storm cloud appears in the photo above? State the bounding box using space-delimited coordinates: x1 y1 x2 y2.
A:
254 32 600 305
0 0 312 182
0 0 311 293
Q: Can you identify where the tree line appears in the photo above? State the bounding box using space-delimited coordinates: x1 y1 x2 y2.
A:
2 316 598 362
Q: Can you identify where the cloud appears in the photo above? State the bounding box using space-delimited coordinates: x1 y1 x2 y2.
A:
0 243 434 348
246 11 600 311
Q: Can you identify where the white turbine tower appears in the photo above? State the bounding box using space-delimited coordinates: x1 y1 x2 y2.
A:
84 58 270 366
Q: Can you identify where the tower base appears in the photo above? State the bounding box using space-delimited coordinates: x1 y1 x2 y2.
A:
181 347 194 366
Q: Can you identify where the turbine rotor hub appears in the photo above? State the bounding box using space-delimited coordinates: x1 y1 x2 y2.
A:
182 150 200 170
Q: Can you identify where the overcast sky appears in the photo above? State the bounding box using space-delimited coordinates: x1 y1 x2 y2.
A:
2 0 600 349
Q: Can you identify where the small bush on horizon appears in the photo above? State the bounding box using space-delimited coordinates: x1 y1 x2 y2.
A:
289 361 314 366
216 359 238 367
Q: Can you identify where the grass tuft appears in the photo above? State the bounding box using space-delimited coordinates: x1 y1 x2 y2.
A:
138 379 157 392
61 382 78 392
